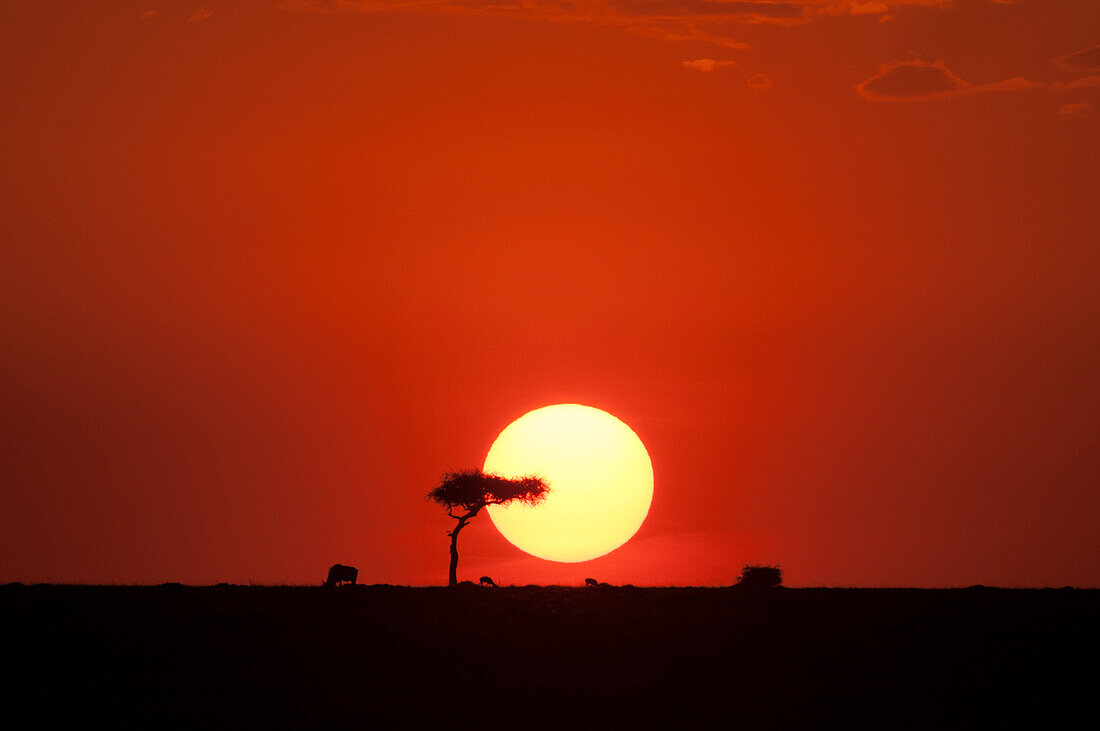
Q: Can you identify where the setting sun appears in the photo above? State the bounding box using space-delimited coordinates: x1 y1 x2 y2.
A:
484 404 654 562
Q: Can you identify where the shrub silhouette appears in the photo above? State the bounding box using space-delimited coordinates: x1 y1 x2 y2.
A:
735 564 782 589
428 469 549 587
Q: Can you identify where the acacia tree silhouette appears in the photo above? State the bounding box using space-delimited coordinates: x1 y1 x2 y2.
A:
428 469 549 587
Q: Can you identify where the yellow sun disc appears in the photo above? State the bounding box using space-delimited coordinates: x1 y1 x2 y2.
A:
484 404 654 562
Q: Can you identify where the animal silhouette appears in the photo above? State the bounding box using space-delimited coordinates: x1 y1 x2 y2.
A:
479 576 497 587
324 564 358 588
585 578 599 587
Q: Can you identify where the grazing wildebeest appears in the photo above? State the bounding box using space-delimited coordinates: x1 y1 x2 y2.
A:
585 578 599 587
479 576 497 587
324 564 358 588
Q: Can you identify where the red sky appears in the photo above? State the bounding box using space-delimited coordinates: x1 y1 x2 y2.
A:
2 0 1097 586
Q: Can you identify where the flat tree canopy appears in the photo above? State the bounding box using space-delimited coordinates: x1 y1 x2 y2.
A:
428 470 549 514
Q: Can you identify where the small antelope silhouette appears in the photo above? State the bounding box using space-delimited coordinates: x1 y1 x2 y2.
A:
324 564 358 588
585 578 599 587
479 576 497 587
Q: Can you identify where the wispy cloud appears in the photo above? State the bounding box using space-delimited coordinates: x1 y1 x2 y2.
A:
1058 102 1091 116
1051 75 1100 91
746 72 773 88
279 0 961 49
857 60 1040 102
1055 45 1100 73
612 1 806 24
811 0 949 17
189 7 212 22
681 58 738 72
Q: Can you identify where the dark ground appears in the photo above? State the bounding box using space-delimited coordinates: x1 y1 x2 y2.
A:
3 584 1096 728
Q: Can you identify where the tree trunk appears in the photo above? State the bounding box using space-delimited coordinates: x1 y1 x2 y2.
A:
448 518 467 587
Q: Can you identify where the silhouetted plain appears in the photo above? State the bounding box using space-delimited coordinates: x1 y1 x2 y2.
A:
3 584 1096 727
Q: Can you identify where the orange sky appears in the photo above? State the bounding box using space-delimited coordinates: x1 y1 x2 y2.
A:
2 0 1097 586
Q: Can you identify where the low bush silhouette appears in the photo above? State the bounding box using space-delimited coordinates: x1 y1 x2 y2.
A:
734 564 782 589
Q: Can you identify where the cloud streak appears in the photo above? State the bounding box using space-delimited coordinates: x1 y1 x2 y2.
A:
612 1 806 23
681 58 738 71
857 60 1040 102
280 0 961 49
746 72 773 88
1051 75 1100 91
1056 44 1100 72
1058 102 1091 116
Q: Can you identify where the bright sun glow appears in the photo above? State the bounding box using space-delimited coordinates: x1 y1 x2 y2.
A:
484 404 654 562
